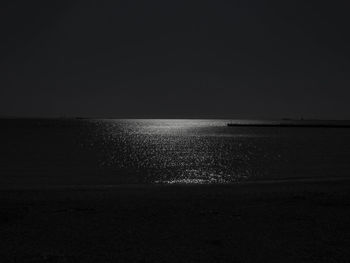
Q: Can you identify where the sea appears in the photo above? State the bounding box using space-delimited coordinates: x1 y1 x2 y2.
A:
1 119 350 186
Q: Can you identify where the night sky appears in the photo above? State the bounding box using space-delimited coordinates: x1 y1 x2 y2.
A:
1 0 349 119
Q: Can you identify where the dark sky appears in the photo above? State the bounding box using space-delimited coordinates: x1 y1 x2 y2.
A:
1 0 349 119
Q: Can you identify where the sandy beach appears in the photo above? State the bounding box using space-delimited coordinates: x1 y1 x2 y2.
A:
1 179 350 262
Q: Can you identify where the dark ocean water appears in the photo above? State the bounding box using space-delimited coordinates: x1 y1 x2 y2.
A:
1 119 350 186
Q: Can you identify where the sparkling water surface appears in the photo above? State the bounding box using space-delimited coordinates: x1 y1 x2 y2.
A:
1 119 350 185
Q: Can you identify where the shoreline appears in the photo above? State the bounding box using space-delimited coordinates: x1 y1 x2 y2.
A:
1 175 349 191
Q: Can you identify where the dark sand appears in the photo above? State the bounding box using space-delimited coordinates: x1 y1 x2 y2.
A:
1 180 350 262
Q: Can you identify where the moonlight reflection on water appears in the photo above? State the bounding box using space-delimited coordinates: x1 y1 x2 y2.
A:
89 119 279 184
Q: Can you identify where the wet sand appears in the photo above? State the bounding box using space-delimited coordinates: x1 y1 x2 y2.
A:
1 180 350 262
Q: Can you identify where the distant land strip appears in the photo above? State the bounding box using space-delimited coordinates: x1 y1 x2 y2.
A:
227 123 350 128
